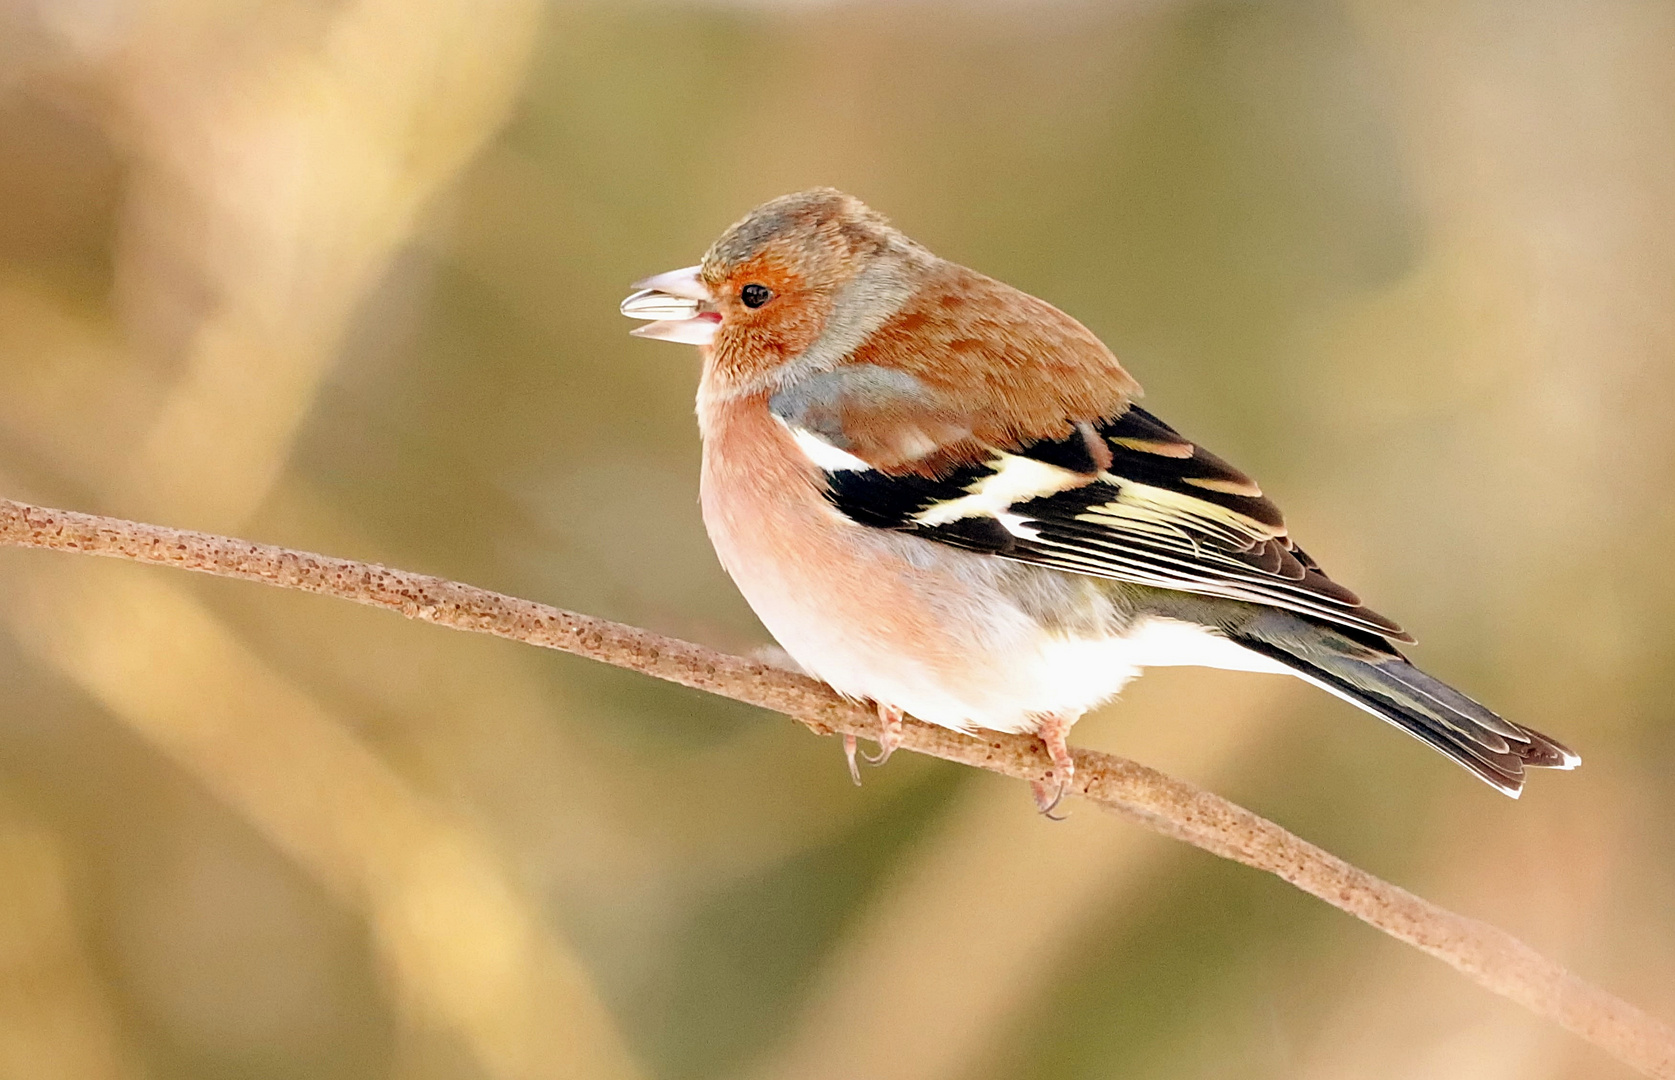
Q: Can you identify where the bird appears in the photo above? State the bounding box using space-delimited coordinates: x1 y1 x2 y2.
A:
620 187 1578 812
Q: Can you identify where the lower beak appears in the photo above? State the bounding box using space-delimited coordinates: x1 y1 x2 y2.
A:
621 265 721 345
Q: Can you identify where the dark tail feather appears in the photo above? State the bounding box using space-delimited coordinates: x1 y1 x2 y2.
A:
1231 636 1580 797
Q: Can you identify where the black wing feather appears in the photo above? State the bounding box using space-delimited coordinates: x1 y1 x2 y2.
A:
816 404 1412 644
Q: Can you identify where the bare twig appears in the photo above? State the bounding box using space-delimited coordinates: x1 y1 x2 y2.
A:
1 496 1670 1079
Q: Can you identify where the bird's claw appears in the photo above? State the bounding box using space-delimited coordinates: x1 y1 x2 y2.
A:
862 704 905 766
1030 778 1068 820
1033 714 1075 820
841 704 905 782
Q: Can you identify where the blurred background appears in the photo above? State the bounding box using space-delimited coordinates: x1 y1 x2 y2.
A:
0 1 1671 1077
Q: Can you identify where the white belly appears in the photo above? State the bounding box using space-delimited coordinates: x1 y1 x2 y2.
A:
783 617 1146 735
729 538 1287 735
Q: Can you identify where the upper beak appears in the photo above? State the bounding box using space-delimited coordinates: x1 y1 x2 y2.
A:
621 265 721 345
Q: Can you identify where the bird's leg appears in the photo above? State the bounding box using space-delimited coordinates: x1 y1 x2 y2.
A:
1030 714 1076 819
842 733 862 785
862 702 905 766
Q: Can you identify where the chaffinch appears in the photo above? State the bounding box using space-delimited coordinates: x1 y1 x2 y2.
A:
622 188 1578 811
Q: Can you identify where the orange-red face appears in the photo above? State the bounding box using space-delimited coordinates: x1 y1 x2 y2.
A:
623 188 902 393
698 243 841 389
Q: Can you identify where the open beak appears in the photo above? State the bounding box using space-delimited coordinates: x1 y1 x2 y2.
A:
621 265 721 345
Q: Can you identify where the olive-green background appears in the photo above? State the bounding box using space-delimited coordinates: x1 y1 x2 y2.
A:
0 2 1670 1078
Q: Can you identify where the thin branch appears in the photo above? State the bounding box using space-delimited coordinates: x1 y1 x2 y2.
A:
1 497 1670 1080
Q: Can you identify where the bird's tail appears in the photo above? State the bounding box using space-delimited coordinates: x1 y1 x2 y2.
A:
1230 633 1580 797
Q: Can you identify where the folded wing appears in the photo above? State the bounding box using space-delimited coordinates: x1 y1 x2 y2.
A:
771 365 1411 644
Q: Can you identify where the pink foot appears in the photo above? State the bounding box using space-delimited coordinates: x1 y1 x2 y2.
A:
862 703 905 767
843 733 862 786
1029 714 1076 819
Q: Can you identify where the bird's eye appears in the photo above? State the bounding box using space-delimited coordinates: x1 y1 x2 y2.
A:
740 283 772 308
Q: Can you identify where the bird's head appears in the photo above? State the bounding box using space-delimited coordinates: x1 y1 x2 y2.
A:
622 188 931 391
